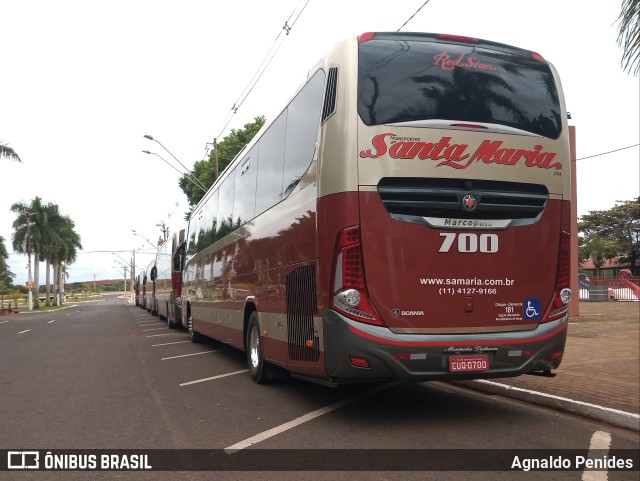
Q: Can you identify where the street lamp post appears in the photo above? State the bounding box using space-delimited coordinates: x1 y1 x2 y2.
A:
143 134 209 193
131 230 160 251
141 150 207 194
112 252 136 302
143 135 194 179
114 260 128 292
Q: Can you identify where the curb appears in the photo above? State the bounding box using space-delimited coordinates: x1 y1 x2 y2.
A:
451 380 640 432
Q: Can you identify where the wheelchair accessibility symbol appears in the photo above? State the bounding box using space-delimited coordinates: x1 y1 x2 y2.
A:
524 298 541 320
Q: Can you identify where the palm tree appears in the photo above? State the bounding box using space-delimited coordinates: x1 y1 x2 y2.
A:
0 142 22 162
580 234 619 278
50 216 82 306
0 235 10 274
0 235 15 308
11 197 48 308
617 0 640 75
11 198 82 308
39 202 79 306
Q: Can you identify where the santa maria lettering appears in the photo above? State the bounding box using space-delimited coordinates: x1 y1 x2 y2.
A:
358 133 562 170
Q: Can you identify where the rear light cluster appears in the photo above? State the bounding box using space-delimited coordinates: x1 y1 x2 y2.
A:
436 33 480 44
332 226 383 326
546 231 572 322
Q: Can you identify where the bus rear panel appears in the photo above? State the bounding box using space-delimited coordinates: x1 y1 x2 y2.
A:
320 32 571 383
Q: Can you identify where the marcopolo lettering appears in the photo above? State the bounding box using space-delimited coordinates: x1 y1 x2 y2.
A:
359 133 561 170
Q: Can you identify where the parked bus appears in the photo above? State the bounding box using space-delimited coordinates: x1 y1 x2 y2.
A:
134 271 143 307
181 32 572 386
136 270 147 309
144 260 156 315
154 229 186 328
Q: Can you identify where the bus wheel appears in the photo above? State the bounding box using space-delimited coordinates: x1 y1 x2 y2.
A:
247 312 268 384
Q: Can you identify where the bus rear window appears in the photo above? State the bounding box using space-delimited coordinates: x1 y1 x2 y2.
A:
358 38 562 139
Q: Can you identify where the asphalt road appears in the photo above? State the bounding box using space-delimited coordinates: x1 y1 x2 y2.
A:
0 294 638 480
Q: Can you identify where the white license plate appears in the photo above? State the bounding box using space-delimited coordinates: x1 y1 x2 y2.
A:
448 354 490 372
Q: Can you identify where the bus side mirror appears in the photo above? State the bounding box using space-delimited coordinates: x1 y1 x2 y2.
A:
150 266 157 281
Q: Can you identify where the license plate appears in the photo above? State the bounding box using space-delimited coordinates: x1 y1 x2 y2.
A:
449 354 490 372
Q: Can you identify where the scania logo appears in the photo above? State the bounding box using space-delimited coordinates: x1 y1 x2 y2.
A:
462 194 477 212
391 308 424 317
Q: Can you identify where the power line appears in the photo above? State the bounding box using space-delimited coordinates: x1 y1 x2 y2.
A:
398 0 432 31
576 143 639 161
204 0 311 160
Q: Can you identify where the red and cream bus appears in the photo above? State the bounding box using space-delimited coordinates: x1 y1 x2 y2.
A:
143 260 156 315
154 229 186 328
182 32 572 385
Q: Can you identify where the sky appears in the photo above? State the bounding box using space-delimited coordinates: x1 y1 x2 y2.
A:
1 0 638 286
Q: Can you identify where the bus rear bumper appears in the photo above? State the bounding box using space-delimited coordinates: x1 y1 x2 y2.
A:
322 310 568 384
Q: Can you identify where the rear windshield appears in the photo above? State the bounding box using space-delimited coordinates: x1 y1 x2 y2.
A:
358 38 562 139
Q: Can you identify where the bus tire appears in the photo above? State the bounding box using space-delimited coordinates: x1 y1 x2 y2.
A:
246 312 269 384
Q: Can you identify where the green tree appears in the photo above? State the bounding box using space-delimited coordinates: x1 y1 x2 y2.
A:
0 236 15 308
10 198 81 308
180 116 266 209
578 197 640 275
0 235 11 276
50 215 82 305
41 202 63 306
578 234 619 277
11 197 47 308
0 141 22 162
617 0 639 75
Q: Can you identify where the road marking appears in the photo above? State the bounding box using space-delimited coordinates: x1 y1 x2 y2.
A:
581 431 611 481
224 381 400 452
18 330 31 334
145 333 184 338
141 327 169 332
0 320 9 324
180 369 249 387
48 320 55 324
152 340 191 347
162 349 225 361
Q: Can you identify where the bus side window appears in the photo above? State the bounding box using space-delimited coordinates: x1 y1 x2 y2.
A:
282 70 325 197
233 147 258 226
255 112 286 216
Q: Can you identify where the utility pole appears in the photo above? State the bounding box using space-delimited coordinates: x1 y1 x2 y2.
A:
131 250 136 303
156 221 169 242
122 266 128 292
214 138 219 179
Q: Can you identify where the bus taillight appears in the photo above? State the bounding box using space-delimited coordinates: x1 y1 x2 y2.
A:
332 226 383 326
546 231 572 322
530 51 547 63
358 32 376 43
436 33 480 44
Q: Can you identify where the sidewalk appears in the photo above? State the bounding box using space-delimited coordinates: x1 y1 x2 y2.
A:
456 300 640 431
